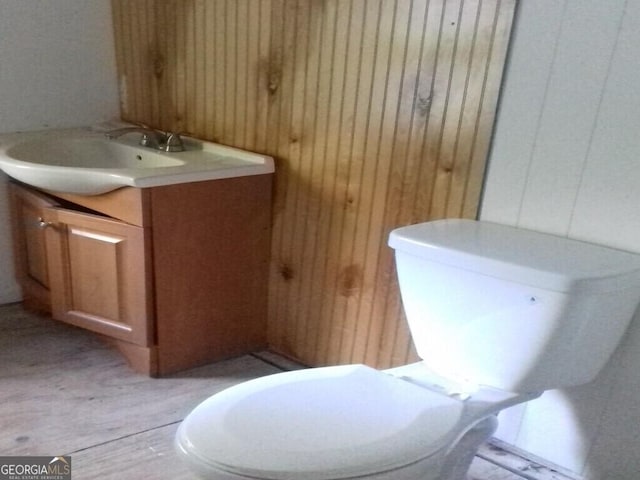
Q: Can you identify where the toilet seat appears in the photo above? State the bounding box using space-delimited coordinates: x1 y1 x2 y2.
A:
176 364 464 480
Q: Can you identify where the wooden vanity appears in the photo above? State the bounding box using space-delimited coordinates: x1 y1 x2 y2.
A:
8 175 272 376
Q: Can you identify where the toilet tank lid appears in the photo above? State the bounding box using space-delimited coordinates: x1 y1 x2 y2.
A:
388 219 640 293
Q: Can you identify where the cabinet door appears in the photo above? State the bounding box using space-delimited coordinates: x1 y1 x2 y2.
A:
8 183 58 310
46 207 153 346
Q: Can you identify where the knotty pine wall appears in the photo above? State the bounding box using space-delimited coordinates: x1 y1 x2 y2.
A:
111 0 515 369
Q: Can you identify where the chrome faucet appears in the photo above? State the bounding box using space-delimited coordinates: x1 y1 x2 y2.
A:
105 124 185 152
162 132 185 152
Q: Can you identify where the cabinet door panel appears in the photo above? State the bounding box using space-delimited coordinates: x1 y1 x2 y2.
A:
22 209 49 287
67 226 127 322
8 183 58 309
47 208 152 346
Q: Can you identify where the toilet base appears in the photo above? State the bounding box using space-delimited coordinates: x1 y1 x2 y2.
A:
438 415 499 480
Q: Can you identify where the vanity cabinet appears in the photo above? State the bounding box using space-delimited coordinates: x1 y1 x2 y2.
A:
9 185 151 346
8 175 272 376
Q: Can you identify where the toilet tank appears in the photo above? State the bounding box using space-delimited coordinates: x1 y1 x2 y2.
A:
388 219 640 393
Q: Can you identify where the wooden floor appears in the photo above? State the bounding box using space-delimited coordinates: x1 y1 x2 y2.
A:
0 303 570 479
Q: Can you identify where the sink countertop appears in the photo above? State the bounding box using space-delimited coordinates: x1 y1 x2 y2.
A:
0 125 275 195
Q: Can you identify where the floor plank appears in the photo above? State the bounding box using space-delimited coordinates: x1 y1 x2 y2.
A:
70 423 195 480
469 457 530 480
478 442 576 480
0 304 281 458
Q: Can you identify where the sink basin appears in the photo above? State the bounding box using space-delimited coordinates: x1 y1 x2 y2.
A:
7 137 186 169
0 127 274 195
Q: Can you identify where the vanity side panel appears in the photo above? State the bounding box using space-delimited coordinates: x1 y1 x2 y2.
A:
150 175 272 374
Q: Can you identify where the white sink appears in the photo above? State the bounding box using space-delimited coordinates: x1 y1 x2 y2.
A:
0 127 274 195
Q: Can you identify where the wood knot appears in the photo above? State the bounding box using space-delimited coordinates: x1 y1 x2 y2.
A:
279 263 294 281
417 94 432 117
152 53 165 79
268 69 281 95
343 194 356 210
338 264 362 297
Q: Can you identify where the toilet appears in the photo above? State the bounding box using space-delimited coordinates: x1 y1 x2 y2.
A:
176 219 640 480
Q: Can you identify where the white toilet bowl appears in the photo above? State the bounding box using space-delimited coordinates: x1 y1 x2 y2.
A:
175 363 535 480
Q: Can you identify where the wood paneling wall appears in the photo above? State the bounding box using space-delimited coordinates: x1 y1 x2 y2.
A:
111 0 515 369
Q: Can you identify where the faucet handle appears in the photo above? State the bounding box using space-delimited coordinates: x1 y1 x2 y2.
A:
139 131 159 148
161 132 185 152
